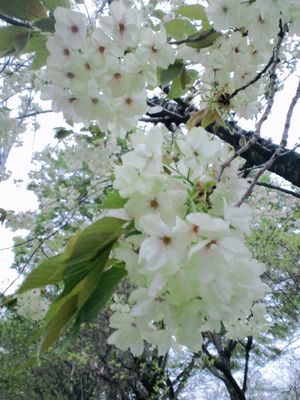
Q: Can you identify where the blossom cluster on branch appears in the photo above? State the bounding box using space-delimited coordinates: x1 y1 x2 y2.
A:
41 1 175 135
8 0 300 356
107 126 269 356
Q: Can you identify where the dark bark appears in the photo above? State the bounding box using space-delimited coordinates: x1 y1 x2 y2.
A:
202 334 247 400
145 98 300 188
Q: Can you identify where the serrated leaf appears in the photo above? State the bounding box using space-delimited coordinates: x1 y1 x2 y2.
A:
0 26 31 57
164 19 197 40
176 4 210 29
160 62 184 87
17 254 65 294
0 0 47 21
187 30 221 49
101 190 127 209
40 0 70 13
65 217 126 265
75 264 127 325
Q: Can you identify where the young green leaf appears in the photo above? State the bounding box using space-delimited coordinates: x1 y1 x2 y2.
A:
164 19 197 40
0 26 31 57
75 263 127 325
17 254 65 294
101 190 127 209
40 0 70 13
176 4 210 29
187 30 221 49
41 295 78 352
0 0 47 22
160 62 184 87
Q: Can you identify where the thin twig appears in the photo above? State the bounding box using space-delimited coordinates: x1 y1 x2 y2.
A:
236 77 300 206
169 29 216 46
17 110 53 119
216 21 288 182
254 181 300 198
228 57 275 100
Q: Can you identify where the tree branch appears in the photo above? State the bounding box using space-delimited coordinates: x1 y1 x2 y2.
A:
242 336 253 394
0 14 32 28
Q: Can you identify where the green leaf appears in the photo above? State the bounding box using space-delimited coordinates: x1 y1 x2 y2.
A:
63 242 113 294
18 230 81 294
201 109 221 128
164 19 197 40
0 0 47 21
33 15 55 32
18 254 65 294
176 4 210 29
0 26 31 57
186 69 198 85
31 47 49 68
187 29 221 49
75 264 127 325
101 190 127 209
160 62 184 87
23 32 49 69
41 295 78 352
65 217 126 265
54 127 73 140
168 75 185 99
166 66 196 99
40 0 70 13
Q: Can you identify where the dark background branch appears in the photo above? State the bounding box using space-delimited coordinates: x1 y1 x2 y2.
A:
145 98 300 188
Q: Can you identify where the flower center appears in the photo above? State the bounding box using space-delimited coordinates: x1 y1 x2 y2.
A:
71 25 79 33
161 236 171 245
205 240 218 250
119 22 125 34
149 199 159 209
192 225 199 234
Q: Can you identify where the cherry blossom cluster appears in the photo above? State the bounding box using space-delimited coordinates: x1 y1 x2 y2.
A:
41 2 175 135
107 126 269 356
17 289 50 321
179 0 300 119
